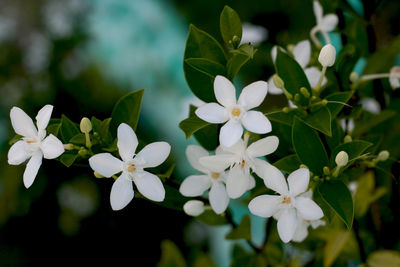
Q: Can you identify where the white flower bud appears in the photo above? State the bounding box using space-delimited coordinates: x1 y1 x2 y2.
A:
318 44 336 67
80 117 92 133
335 151 349 167
183 200 205 217
377 150 389 162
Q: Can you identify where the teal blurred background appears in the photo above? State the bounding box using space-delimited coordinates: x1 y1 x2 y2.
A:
0 0 399 265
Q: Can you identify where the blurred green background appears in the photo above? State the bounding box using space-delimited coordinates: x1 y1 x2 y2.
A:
0 0 399 265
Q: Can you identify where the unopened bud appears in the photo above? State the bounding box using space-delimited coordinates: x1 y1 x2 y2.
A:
318 44 336 67
320 99 328 106
80 117 92 133
311 96 317 101
300 87 310 98
294 93 301 102
78 148 87 157
282 107 290 113
349 72 359 83
273 74 285 89
344 135 352 143
94 171 104 178
313 176 320 181
335 151 349 167
231 35 240 47
300 164 308 169
287 44 295 53
63 144 73 150
323 166 330 176
183 200 205 216
377 150 389 162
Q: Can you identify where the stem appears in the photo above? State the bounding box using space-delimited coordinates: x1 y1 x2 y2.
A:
314 66 327 94
360 73 399 81
85 132 92 148
310 26 322 48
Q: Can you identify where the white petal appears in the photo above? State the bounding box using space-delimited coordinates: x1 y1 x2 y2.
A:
293 40 311 68
305 67 327 88
226 165 250 199
253 158 288 195
295 196 324 220
195 103 229 123
311 219 326 229
220 120 243 147
221 139 245 155
117 123 138 162
241 111 272 134
300 189 313 199
214 75 237 107
292 219 309 242
186 145 209 173
23 151 43 188
8 141 29 165
183 200 205 216
320 14 338 32
179 175 211 197
136 142 170 168
268 75 284 95
288 168 310 196
41 134 64 159
134 171 165 202
10 107 38 138
199 154 234 173
248 175 256 190
277 208 297 243
110 173 134 211
209 182 229 214
313 0 323 24
238 81 268 110
35 105 53 131
89 153 123 177
247 136 279 158
271 45 278 63
248 195 280 218
360 98 381 114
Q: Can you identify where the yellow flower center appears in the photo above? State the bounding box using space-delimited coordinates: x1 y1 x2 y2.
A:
231 107 241 117
240 159 246 169
127 164 136 172
26 139 37 144
282 196 291 204
211 172 220 179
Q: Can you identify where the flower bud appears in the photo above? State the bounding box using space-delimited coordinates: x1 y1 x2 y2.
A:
63 144 73 150
183 200 205 217
273 74 285 89
344 135 352 143
377 150 389 162
335 151 349 167
349 72 359 83
318 44 336 67
80 117 92 133
323 166 330 176
300 87 310 98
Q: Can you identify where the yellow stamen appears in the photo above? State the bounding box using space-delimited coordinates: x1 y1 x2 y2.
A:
26 140 37 144
240 160 246 169
127 164 136 172
211 172 220 179
231 108 241 117
282 196 291 204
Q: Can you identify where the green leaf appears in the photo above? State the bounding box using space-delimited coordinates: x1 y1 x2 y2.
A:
352 110 396 137
153 184 187 211
185 58 226 77
330 140 373 167
231 254 266 267
110 89 145 135
275 49 311 106
59 153 78 167
193 123 219 151
313 188 335 223
335 44 360 85
266 109 304 126
69 133 86 145
367 250 400 267
323 229 351 267
60 115 80 142
158 240 186 267
304 106 332 136
325 91 353 117
193 253 215 267
179 116 212 140
227 52 250 80
318 180 354 229
183 24 226 102
292 117 329 175
326 119 344 151
9 134 22 146
47 122 61 136
196 210 228 226
273 154 301 174
226 215 251 241
220 5 242 46
91 117 112 145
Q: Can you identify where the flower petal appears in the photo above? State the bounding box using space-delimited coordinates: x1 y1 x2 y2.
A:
89 153 123 177
247 136 279 158
41 134 64 159
277 208 297 243
199 154 234 173
305 67 327 88
253 158 288 195
226 165 249 199
134 171 165 202
23 151 43 188
241 111 271 134
238 81 268 110
209 182 229 214
110 173 134 211
195 103 229 123
248 175 256 190
220 120 243 147
267 75 284 95
295 196 324 220
179 175 211 197
293 40 311 68
320 14 338 32
117 123 138 162
186 145 209 173
35 105 53 131
136 142 170 168
292 219 309 242
8 141 29 165
271 45 278 63
10 107 38 138
248 195 280 218
288 168 310 196
183 200 205 216
214 75 237 107
221 139 245 154
313 0 323 24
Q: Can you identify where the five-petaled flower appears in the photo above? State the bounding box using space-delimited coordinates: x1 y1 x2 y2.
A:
8 105 64 188
89 123 170 211
311 0 338 46
248 168 323 243
195 75 271 147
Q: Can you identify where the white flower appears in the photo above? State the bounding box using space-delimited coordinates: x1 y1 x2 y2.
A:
318 44 336 67
339 118 355 132
268 41 327 94
241 22 268 46
195 75 271 147
389 66 400 89
312 0 338 45
248 168 323 243
89 123 170 210
183 200 205 217
360 98 381 114
179 145 230 214
335 151 348 167
200 135 279 199
8 105 64 188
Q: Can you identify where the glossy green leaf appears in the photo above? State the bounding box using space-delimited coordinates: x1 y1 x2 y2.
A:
153 184 187 211
158 240 186 267
304 106 332 136
326 119 343 151
318 180 354 229
47 122 61 137
196 210 229 226
220 6 242 46
179 116 212 140
226 215 251 241
330 140 373 167
60 115 80 142
367 250 400 267
273 154 301 174
313 188 335 223
59 153 78 167
110 89 145 135
69 133 85 145
227 52 250 80
292 117 329 175
325 91 353 117
335 44 360 85
352 110 396 137
323 229 351 267
91 117 112 145
266 109 304 126
185 58 226 77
